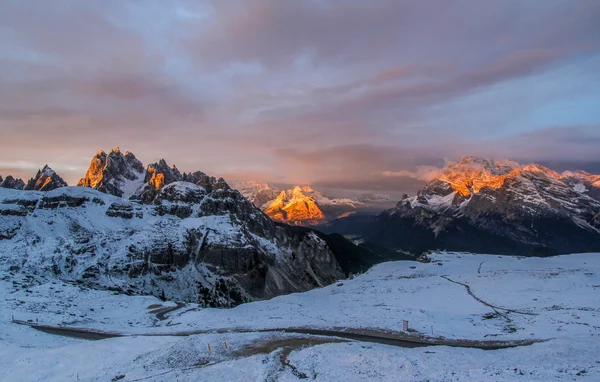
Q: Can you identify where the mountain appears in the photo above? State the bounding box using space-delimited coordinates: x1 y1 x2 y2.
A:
0 175 25 190
321 156 600 256
232 182 383 225
131 159 183 203
561 170 600 201
24 165 68 191
77 147 145 198
263 186 327 225
0 148 378 308
231 181 280 208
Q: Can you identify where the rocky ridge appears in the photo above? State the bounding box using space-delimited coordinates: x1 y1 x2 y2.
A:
0 175 25 190
0 149 367 307
24 165 68 191
321 156 600 256
77 147 145 198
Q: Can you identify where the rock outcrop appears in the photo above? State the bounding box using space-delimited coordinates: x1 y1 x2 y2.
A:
24 165 68 191
0 175 25 190
78 147 145 198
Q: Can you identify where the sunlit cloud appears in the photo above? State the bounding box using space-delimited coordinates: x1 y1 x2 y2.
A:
1 0 599 197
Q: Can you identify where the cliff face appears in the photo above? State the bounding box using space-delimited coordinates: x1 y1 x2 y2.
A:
77 147 145 198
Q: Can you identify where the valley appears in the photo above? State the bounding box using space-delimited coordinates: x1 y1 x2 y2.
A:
1 252 599 381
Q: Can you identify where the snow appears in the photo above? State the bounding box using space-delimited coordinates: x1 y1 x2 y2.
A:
0 186 286 304
1 252 599 381
574 183 587 193
118 169 145 199
167 181 206 193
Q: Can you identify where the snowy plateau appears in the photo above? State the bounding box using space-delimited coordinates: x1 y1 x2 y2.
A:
1 252 599 381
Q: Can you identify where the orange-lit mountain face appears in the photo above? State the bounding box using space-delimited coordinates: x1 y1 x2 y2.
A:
231 182 389 226
77 147 145 198
264 186 326 225
24 165 68 192
322 156 600 256
436 157 521 197
430 156 583 198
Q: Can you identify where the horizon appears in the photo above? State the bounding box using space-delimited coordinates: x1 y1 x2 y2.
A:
2 1 600 198
2 148 600 200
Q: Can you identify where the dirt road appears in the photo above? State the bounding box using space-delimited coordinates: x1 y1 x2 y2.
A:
12 320 544 350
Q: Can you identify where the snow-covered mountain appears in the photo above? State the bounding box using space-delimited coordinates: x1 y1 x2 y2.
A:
231 182 383 225
24 165 68 191
0 148 379 307
263 186 327 226
322 156 600 255
77 147 145 198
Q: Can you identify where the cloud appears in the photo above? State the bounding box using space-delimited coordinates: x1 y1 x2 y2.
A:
382 166 444 182
0 0 599 197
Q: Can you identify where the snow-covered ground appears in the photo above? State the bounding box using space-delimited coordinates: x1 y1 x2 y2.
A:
1 252 599 381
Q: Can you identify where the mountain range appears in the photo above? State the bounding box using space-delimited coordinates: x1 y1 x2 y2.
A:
320 156 600 256
3 151 599 307
0 148 375 307
231 181 394 225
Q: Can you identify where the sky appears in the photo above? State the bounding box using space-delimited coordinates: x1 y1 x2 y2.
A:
1 0 599 197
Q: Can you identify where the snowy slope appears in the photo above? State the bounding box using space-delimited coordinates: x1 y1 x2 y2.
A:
0 184 344 308
1 252 599 381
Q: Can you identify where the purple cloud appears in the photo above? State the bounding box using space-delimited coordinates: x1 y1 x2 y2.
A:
0 0 598 196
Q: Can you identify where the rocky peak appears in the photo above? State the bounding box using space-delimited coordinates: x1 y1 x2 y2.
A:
233 182 384 224
144 159 183 190
182 171 219 193
78 148 145 198
423 157 600 202
264 187 325 225
0 175 25 190
292 186 305 197
214 177 231 192
133 161 229 205
24 165 68 191
427 157 526 197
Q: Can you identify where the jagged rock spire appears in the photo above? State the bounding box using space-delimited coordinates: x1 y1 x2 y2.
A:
0 175 25 190
24 165 68 191
78 148 144 198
